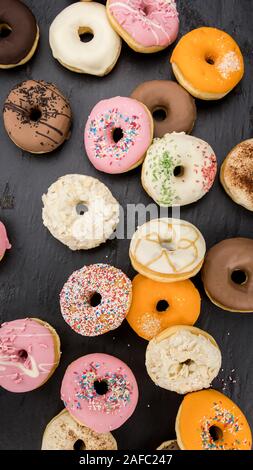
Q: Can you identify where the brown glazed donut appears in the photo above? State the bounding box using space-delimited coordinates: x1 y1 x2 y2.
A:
0 0 39 68
3 80 72 154
202 238 253 312
131 80 197 138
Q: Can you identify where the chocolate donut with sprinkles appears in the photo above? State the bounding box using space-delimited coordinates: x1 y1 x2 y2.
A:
3 80 72 154
60 264 132 336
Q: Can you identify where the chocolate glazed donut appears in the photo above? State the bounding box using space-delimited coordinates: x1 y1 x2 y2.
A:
202 238 253 312
0 0 39 68
131 80 197 138
3 80 72 154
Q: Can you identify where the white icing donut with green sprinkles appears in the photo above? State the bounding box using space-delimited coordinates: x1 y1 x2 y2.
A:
141 132 217 207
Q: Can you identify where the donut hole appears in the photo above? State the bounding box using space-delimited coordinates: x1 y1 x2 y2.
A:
76 203 88 216
18 350 28 361
89 292 102 307
0 23 12 39
209 425 223 442
73 439 86 451
29 108 42 122
173 166 185 178
156 300 169 312
231 269 248 285
112 127 124 143
94 379 108 396
152 107 167 122
205 55 215 65
142 5 151 16
78 27 94 43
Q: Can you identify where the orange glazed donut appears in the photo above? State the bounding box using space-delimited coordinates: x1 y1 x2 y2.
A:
176 390 252 450
170 27 244 100
126 274 201 341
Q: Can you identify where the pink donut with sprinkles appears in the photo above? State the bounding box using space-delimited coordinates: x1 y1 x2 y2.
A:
60 264 132 337
84 96 153 174
0 318 61 393
61 353 139 432
106 0 179 53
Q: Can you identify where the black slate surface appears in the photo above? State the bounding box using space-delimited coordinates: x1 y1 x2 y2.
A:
0 0 253 450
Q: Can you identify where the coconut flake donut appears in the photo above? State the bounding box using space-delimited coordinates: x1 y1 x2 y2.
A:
220 139 253 211
0 318 61 393
171 27 244 100
49 2 121 76
106 0 179 53
42 409 117 450
127 274 201 341
0 0 39 69
146 326 221 395
85 96 153 174
61 353 139 432
0 221 11 261
131 80 197 138
176 390 252 450
202 238 253 313
129 218 206 282
60 264 132 336
42 174 119 250
142 133 217 207
3 80 72 154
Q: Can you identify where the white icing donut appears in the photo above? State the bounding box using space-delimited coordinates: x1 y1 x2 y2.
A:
129 218 206 282
49 2 122 76
42 174 119 250
142 132 217 207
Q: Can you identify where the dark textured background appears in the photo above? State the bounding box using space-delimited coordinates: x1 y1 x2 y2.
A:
0 0 253 450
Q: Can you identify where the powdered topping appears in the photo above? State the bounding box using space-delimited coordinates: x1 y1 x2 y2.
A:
217 51 241 79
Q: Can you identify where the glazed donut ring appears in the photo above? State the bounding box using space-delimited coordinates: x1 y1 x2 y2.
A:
41 409 117 450
49 2 122 76
42 175 119 250
145 325 221 394
0 0 39 69
131 81 197 138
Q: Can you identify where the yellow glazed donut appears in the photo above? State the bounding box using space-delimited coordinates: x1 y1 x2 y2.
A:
176 390 252 450
127 274 201 340
171 27 244 100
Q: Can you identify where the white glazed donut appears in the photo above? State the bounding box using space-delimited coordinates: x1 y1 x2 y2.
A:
49 2 122 76
42 174 119 250
129 218 206 282
142 132 217 207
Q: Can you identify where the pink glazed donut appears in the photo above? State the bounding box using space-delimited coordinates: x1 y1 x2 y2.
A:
106 0 179 53
84 96 153 174
0 318 61 393
0 221 11 261
61 353 139 433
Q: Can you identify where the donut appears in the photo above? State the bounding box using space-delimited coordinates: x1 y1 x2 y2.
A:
131 80 197 138
220 139 253 211
127 274 201 341
60 264 132 336
0 0 39 69
202 238 253 313
42 175 119 250
61 353 139 432
3 80 72 154
106 0 179 53
129 218 206 282
84 96 153 174
0 221 11 261
170 27 244 100
0 318 61 393
141 132 217 207
157 440 180 450
49 2 121 76
176 389 252 450
145 325 221 394
41 409 117 450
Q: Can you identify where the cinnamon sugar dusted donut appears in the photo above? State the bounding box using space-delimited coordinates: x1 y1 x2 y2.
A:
60 264 132 336
220 139 253 211
3 80 72 154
